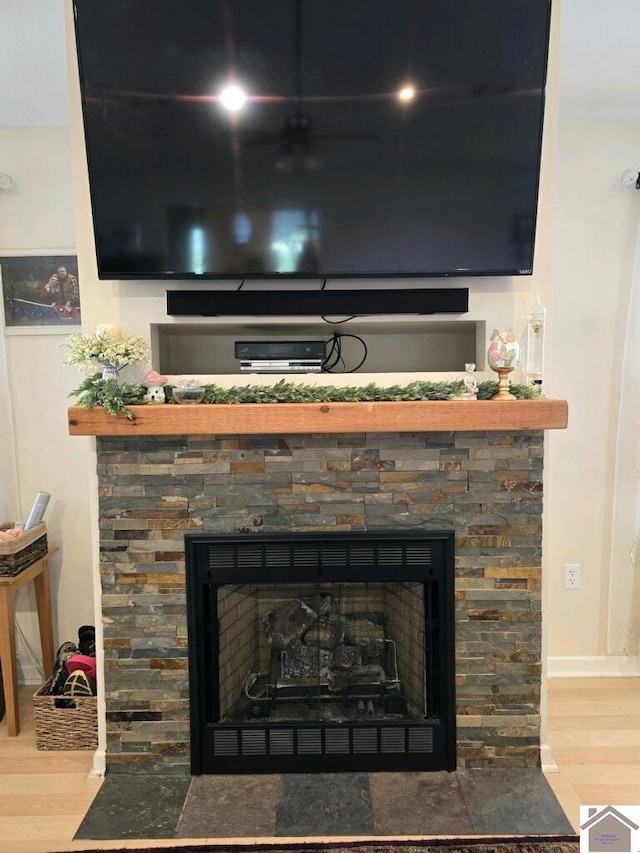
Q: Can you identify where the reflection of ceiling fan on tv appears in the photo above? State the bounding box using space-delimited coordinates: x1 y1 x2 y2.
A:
244 110 378 172
236 0 379 170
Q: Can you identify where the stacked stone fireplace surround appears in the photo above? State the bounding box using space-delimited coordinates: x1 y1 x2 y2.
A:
97 428 544 774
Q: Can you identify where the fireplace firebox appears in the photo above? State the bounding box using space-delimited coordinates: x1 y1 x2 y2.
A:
186 531 456 774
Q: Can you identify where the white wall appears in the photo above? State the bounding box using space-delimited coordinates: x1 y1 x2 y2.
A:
0 325 18 522
63 0 640 674
0 127 74 247
546 118 640 669
0 126 95 681
4 3 640 688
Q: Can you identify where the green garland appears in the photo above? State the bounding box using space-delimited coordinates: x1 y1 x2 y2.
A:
70 375 539 419
194 378 539 403
69 373 147 420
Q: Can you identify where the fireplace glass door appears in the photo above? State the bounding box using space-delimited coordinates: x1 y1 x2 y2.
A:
218 581 426 725
186 532 455 773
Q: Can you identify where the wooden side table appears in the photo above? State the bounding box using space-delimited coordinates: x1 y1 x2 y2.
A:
0 548 57 736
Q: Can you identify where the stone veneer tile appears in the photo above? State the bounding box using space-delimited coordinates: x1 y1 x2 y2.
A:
97 430 544 772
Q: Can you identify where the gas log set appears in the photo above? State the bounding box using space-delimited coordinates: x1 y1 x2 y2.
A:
241 594 409 722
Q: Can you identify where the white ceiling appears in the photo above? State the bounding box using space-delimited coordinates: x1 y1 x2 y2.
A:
558 0 640 120
0 0 639 127
0 0 69 126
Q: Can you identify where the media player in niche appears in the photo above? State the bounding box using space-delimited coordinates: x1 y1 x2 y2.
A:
235 341 326 373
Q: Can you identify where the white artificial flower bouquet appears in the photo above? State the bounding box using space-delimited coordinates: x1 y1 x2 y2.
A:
65 326 150 372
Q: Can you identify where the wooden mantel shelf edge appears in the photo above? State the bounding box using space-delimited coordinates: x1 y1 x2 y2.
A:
68 399 568 436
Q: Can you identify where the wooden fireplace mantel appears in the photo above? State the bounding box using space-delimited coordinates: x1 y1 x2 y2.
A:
67 399 568 436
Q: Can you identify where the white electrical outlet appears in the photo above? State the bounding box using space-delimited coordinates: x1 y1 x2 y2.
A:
565 563 580 589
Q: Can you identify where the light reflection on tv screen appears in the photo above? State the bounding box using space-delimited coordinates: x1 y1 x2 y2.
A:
73 0 551 280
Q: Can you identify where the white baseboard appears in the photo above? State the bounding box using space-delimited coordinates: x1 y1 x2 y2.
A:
548 655 640 677
16 661 44 685
90 748 106 778
540 741 559 773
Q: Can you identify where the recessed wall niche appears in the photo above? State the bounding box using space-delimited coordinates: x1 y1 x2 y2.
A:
153 320 482 376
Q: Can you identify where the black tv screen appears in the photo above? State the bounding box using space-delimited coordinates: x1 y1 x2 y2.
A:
73 0 551 281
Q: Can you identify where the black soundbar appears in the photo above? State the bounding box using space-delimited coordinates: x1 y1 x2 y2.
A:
166 287 469 317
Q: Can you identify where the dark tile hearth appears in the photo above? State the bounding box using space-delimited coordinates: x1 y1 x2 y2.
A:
176 774 281 838
457 769 574 835
276 774 374 837
75 774 191 840
369 772 474 836
74 769 573 841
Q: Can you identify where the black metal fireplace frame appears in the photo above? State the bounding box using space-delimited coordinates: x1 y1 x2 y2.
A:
186 530 456 774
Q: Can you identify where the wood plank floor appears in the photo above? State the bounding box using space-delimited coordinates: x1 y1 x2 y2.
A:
0 687 101 853
544 676 640 832
1 677 639 851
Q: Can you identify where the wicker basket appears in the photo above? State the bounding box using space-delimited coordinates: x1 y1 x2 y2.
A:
0 523 48 577
32 677 98 750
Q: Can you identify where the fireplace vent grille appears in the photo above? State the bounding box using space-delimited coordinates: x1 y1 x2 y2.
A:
241 730 267 755
298 730 323 753
270 730 295 754
212 730 238 756
325 730 350 753
207 540 433 573
211 725 434 759
353 729 378 753
381 729 407 753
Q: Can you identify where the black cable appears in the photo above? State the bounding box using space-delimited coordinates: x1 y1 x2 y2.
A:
321 314 358 324
237 280 245 291
321 332 342 371
321 332 367 373
343 333 367 372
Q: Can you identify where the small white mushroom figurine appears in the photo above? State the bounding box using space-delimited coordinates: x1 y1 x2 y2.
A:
140 370 168 403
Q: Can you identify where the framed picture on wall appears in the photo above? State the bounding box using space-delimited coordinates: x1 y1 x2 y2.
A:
0 253 81 328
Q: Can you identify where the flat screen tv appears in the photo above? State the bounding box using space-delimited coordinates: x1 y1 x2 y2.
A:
73 0 551 284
